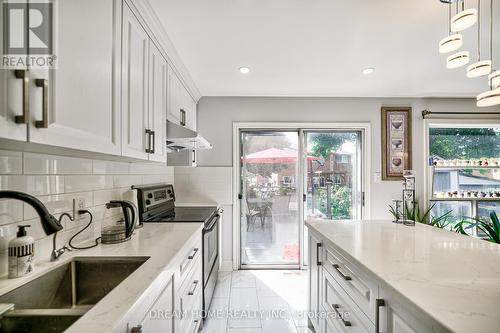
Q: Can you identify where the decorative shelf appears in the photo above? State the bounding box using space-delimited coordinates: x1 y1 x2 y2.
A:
430 197 500 202
432 165 500 170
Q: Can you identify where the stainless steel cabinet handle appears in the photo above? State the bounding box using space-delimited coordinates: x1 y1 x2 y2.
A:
34 78 48 128
375 298 385 333
332 304 351 327
316 243 322 266
14 70 29 124
145 129 152 153
188 247 199 259
131 325 142 333
192 149 196 165
191 320 199 332
180 109 186 126
151 130 155 154
188 280 199 295
332 263 352 281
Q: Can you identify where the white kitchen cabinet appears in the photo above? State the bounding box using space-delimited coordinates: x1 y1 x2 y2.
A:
167 67 197 132
132 274 174 333
121 2 150 160
308 234 322 333
28 0 121 155
148 42 168 163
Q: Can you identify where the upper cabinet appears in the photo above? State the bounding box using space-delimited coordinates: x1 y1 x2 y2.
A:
0 0 198 162
168 65 197 132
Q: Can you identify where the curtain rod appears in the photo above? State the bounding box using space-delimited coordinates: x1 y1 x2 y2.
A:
421 109 500 118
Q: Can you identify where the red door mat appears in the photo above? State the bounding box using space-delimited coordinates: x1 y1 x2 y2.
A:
283 244 299 261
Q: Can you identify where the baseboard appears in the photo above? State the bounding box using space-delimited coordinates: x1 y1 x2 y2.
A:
220 260 233 271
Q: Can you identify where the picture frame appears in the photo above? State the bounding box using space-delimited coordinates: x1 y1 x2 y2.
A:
381 107 412 180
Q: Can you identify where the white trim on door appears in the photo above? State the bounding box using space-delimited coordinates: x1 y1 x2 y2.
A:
232 122 371 271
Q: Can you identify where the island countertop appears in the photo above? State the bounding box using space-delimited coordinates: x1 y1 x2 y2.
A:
0 223 204 332
306 219 500 333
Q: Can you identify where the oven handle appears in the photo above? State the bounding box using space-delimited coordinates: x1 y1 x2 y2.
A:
204 214 220 232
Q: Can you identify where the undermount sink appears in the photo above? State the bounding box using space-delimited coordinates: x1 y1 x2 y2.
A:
0 257 148 333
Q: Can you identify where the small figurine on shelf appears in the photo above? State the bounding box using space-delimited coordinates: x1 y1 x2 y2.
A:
402 170 416 226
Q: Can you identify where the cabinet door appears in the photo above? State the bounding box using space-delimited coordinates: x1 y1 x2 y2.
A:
133 275 174 333
121 2 149 160
28 0 120 155
167 67 181 125
379 286 433 333
308 233 322 332
148 42 167 162
0 69 29 141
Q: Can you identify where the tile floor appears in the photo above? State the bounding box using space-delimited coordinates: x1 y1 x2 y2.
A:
202 270 314 333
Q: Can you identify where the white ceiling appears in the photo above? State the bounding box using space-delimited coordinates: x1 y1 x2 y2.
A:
149 0 500 98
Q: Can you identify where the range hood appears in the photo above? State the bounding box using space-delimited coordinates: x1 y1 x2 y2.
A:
166 121 212 151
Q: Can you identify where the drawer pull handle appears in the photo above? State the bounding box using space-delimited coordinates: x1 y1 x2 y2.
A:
192 319 199 333
145 129 152 153
188 247 199 259
333 264 352 281
188 280 199 295
14 69 29 124
376 298 385 333
34 78 48 128
332 304 351 327
316 243 322 266
131 324 142 333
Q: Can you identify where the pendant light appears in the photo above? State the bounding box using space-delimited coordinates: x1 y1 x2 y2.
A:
467 0 492 77
477 0 500 107
447 51 470 68
451 0 478 32
439 2 463 53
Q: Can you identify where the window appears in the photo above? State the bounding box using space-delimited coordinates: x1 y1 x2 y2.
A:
282 176 295 186
336 155 349 164
335 174 342 185
428 126 500 229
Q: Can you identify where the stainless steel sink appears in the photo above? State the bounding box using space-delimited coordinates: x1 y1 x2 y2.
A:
0 257 148 333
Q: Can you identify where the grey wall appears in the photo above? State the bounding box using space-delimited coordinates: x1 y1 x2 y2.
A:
195 96 499 219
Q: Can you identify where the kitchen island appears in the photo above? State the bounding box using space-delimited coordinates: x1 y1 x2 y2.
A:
0 223 204 333
306 219 500 333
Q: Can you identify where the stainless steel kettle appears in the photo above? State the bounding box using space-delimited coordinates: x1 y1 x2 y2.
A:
101 200 137 244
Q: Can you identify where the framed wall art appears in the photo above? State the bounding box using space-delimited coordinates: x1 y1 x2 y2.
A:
381 107 412 180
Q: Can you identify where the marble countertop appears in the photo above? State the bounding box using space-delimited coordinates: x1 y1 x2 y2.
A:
0 223 204 332
306 219 500 333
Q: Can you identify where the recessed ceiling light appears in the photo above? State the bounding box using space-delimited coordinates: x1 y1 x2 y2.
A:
362 67 375 75
239 67 250 74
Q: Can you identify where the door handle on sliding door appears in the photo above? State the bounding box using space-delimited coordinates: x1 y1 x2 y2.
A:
34 79 49 128
14 70 29 124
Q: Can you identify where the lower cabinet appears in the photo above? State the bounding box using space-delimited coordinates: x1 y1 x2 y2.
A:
307 229 447 333
127 234 203 333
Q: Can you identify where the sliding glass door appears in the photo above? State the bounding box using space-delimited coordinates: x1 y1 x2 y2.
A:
240 131 300 268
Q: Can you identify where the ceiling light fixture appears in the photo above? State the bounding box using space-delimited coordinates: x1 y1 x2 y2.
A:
467 0 492 78
446 51 470 68
451 1 478 32
439 2 463 53
239 67 250 74
362 67 375 75
476 0 500 107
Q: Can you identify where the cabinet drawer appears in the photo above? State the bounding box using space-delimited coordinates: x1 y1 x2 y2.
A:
179 239 202 284
179 264 202 333
322 269 373 333
323 243 377 323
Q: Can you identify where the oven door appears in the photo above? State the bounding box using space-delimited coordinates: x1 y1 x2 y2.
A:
203 213 219 311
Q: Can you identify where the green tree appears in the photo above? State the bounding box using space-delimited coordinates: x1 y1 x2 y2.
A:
331 186 352 219
429 128 500 160
309 133 356 159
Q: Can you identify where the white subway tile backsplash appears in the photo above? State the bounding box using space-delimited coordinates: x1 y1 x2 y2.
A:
24 153 92 175
0 150 22 174
0 200 23 225
93 160 130 175
65 175 113 192
0 150 175 272
113 175 142 188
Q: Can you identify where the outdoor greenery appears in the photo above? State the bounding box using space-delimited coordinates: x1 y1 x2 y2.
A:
309 132 356 159
316 186 352 219
429 128 500 160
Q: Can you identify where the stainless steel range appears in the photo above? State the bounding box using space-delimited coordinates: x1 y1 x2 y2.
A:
132 184 221 314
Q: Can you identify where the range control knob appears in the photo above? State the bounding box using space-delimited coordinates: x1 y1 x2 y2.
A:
146 199 151 205
147 193 153 199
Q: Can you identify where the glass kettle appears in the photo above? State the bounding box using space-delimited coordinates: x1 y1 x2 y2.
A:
101 200 137 244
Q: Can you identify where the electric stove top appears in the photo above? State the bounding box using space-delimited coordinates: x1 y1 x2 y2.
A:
148 206 218 223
